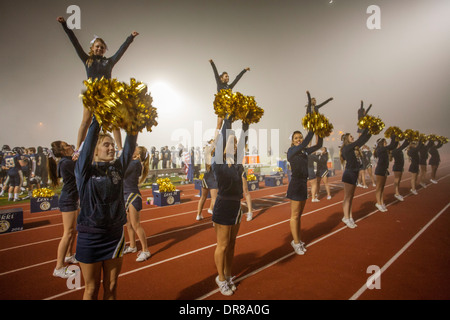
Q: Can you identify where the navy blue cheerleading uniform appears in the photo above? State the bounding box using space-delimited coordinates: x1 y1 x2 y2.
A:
341 129 372 185
316 151 329 178
307 153 318 180
75 117 137 263
391 140 409 172
123 159 143 212
418 141 432 166
374 138 398 176
210 61 248 92
211 119 247 225
428 141 442 167
407 141 422 174
57 156 79 212
361 148 373 170
286 131 323 201
61 21 134 80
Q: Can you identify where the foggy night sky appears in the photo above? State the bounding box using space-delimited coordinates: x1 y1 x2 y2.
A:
1 0 449 158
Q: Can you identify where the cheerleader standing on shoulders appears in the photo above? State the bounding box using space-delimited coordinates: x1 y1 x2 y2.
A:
407 139 422 195
210 115 249 296
428 139 443 184
373 135 397 212
123 146 151 262
391 139 409 201
286 103 323 255
75 116 137 300
57 16 139 154
48 141 79 278
340 126 372 228
209 59 250 92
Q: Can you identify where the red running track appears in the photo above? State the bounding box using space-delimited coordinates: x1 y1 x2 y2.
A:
0 158 449 301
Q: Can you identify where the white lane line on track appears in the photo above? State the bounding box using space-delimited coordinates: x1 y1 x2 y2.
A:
43 173 450 300
196 174 450 300
1 172 447 274
349 202 450 300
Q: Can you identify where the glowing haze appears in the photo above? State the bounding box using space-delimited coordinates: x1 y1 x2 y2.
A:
1 0 449 158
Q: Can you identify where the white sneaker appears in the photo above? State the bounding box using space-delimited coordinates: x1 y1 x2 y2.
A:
196 215 203 221
207 209 213 214
382 204 388 211
349 218 357 228
123 246 137 254
53 266 75 279
226 276 237 292
300 241 307 252
246 212 253 221
291 240 305 255
420 182 427 188
311 198 320 202
327 195 332 200
375 203 387 212
64 255 78 264
394 194 404 201
430 179 438 184
136 251 151 262
342 218 356 229
410 189 418 195
215 276 234 296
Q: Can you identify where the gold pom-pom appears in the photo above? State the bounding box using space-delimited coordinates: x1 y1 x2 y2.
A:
213 89 233 118
438 136 449 144
302 112 334 138
81 77 158 135
384 126 404 141
213 90 264 124
156 178 176 193
418 133 429 142
237 96 265 124
32 188 55 198
403 129 420 142
357 115 385 135
247 174 257 181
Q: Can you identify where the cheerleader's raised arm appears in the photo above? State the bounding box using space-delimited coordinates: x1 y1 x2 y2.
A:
210 59 250 92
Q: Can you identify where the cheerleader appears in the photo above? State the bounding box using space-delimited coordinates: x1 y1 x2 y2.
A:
123 146 151 262
428 139 443 184
57 16 139 154
340 125 372 228
407 139 422 195
196 139 218 221
391 139 409 201
74 116 137 300
358 145 374 188
209 59 250 92
210 115 249 296
286 99 323 254
373 135 397 212
48 141 79 278
316 147 332 200
418 140 433 188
